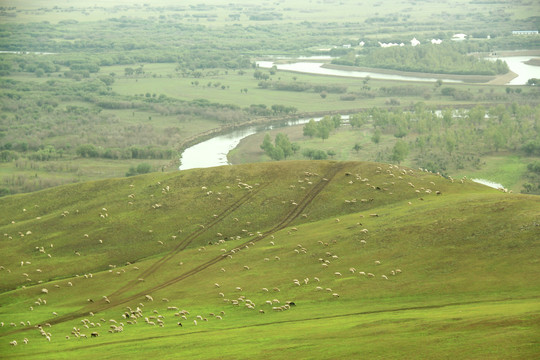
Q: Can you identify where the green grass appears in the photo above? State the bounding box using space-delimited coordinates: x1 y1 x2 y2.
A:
0 161 538 358
107 64 518 113
0 0 518 28
228 122 539 193
453 154 530 190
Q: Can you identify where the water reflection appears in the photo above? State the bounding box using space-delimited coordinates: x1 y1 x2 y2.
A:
256 61 463 83
179 116 346 170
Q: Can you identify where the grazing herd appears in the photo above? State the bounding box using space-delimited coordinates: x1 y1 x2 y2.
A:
1 162 465 349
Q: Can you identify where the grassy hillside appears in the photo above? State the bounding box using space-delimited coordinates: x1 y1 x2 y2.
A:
0 161 539 359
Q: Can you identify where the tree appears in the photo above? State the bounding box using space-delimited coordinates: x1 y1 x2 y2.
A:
442 108 453 127
488 128 505 152
349 114 366 128
253 70 269 80
126 162 152 176
391 140 408 164
303 119 317 138
260 133 273 153
136 163 152 174
371 129 381 144
260 133 295 161
468 105 485 125
331 115 342 128
275 133 293 158
302 148 327 160
318 125 330 141
353 143 362 153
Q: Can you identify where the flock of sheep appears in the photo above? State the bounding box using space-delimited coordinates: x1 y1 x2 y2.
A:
2 162 462 349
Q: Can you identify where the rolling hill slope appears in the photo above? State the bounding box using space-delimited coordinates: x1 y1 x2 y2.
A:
1 161 539 359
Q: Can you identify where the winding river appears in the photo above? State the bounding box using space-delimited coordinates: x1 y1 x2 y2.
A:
178 117 337 170
256 61 465 83
257 55 540 85
179 55 538 183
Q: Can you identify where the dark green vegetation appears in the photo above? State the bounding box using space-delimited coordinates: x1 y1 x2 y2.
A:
0 161 539 359
1 0 539 196
333 43 510 75
245 102 540 193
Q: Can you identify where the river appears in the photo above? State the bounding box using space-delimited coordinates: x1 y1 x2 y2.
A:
257 55 540 85
180 54 538 177
178 117 343 170
256 61 463 83
487 56 540 85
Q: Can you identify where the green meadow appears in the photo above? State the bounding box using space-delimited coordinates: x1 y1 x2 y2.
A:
0 161 538 358
1 1 539 356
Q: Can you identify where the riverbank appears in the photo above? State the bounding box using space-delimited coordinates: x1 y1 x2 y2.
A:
170 110 358 170
489 50 540 57
524 58 540 67
486 70 519 85
322 63 500 83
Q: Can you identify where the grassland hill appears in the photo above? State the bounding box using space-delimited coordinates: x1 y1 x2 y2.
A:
0 161 538 359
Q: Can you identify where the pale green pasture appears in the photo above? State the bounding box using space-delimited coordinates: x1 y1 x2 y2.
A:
5 298 539 359
0 0 497 27
108 65 423 112
453 155 535 190
229 124 396 165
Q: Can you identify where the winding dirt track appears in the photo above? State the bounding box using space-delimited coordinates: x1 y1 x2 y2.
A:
6 163 345 333
109 183 269 299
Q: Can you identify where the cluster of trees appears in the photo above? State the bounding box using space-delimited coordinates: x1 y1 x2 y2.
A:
260 133 299 161
303 115 342 141
126 163 153 177
361 103 540 181
76 144 175 160
262 103 539 191
248 12 283 21
246 104 297 116
257 80 348 95
333 44 509 75
522 161 540 194
302 148 332 160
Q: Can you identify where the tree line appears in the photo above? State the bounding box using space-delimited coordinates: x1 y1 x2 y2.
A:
332 43 509 75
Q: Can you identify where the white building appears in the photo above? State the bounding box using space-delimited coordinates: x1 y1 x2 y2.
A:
512 30 538 35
